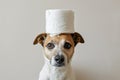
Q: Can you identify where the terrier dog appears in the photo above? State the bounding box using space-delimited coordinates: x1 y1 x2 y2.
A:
33 32 84 80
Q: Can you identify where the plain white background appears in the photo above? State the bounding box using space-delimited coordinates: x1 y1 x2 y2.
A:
0 0 120 80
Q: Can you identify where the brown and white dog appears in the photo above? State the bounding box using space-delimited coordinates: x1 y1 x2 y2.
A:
33 32 84 80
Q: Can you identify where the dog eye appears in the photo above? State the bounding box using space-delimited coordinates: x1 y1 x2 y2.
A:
46 43 55 49
64 42 71 49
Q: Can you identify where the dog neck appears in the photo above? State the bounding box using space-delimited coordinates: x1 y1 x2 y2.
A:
44 56 72 80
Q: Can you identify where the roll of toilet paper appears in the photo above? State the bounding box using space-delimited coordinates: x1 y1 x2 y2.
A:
46 9 74 34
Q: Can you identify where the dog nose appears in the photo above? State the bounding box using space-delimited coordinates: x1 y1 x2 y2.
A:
55 55 64 64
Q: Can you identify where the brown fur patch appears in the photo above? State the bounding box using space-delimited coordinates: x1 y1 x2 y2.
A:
33 33 47 46
71 32 84 46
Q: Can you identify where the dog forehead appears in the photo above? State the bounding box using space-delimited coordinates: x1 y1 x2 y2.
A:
44 34 74 46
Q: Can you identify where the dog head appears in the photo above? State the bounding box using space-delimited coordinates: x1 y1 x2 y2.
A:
33 32 84 67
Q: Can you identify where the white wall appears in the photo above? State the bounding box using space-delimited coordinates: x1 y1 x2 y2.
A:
0 0 120 80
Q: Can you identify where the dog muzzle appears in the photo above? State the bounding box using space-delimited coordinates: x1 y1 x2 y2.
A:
51 54 65 67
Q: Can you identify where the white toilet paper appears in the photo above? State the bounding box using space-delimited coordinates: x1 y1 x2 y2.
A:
46 9 74 34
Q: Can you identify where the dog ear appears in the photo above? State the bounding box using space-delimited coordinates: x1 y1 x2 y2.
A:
71 32 84 46
33 33 47 46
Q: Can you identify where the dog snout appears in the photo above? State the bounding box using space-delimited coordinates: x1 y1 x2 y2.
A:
55 55 64 64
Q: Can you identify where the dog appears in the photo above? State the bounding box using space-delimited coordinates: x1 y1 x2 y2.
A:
33 32 84 80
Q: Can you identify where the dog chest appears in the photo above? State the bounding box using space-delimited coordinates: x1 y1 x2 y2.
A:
49 66 72 80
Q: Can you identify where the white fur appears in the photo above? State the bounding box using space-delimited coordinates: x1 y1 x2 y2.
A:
46 9 74 34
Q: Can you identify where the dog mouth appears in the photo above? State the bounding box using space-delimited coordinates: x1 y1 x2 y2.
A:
50 61 65 67
54 63 65 67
